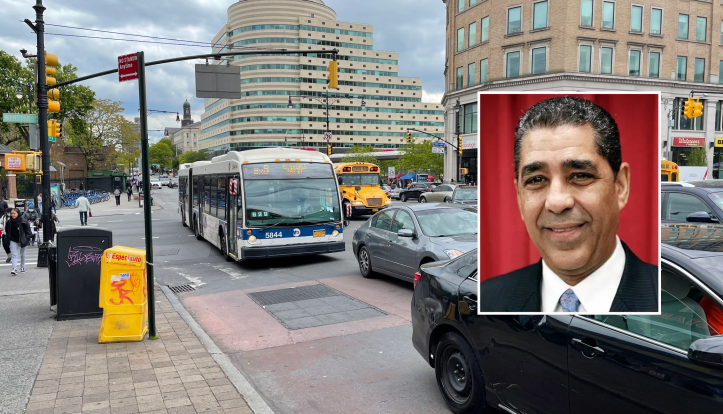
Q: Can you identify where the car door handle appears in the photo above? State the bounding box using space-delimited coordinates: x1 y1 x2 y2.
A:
571 338 606 356
463 295 477 311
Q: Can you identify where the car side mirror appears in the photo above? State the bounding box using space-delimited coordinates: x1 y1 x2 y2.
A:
355 186 361 191
686 211 719 223
688 336 723 368
398 229 414 238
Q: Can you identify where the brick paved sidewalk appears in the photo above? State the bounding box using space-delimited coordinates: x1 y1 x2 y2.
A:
24 288 253 414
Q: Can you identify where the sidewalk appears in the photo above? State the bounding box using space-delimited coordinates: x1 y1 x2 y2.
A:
54 192 163 226
22 287 254 414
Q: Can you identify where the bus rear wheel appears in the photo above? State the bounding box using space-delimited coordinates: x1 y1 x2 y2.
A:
220 233 233 262
194 217 203 240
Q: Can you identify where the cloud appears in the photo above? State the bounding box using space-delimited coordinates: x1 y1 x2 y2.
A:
0 0 445 141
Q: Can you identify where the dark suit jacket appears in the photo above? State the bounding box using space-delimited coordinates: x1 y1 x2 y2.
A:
479 242 659 313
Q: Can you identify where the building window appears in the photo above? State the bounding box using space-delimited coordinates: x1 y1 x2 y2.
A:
579 45 592 72
580 0 593 27
602 2 615 30
679 14 689 39
649 52 660 78
695 58 705 82
506 51 520 78
673 97 704 131
533 1 548 30
631 5 643 33
531 47 546 75
481 17 489 43
463 103 478 134
629 50 641 76
468 62 476 87
469 22 477 47
456 67 463 90
720 61 723 84
458 0 465 13
677 56 687 81
697 17 707 42
651 8 662 35
480 59 488 82
457 28 464 52
470 0 477 5
508 6 522 34
601 47 613 74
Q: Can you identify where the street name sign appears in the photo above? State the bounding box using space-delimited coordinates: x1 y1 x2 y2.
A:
48 136 56 142
432 142 445 154
118 54 139 82
3 113 38 123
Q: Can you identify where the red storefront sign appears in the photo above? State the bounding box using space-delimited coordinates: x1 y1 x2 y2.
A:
673 137 705 147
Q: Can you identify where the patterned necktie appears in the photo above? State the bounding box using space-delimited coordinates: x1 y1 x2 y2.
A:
559 289 581 312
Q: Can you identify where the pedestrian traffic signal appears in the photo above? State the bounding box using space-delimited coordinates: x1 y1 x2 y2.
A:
326 61 339 89
47 119 60 137
45 51 60 113
693 99 704 118
683 98 695 118
405 132 412 143
460 168 468 175
458 136 463 155
327 144 332 156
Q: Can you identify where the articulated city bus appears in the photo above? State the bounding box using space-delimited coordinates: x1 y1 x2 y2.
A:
178 148 346 260
334 162 392 217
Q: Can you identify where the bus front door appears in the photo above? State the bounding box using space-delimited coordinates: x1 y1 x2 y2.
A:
227 175 239 259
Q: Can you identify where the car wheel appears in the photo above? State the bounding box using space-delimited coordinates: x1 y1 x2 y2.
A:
444 197 451 203
194 217 203 241
435 332 486 414
419 196 426 203
357 246 375 278
401 194 407 202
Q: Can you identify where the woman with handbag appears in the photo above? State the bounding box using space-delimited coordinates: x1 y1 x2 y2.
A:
7 208 32 275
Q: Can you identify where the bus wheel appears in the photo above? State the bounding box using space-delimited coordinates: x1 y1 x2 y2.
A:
194 218 203 241
220 233 233 262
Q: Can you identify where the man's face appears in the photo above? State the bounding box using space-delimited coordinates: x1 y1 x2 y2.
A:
515 124 630 279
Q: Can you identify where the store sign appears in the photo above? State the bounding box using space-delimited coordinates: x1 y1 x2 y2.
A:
462 137 477 150
673 137 705 147
716 138 723 148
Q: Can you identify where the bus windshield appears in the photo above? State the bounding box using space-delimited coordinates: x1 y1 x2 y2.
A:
339 173 379 186
242 163 341 225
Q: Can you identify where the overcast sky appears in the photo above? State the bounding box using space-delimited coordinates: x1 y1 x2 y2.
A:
0 0 445 143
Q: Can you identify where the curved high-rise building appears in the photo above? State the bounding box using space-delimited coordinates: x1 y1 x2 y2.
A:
200 0 444 156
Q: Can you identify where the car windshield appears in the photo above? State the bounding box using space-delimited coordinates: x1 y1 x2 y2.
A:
454 189 478 201
415 208 478 237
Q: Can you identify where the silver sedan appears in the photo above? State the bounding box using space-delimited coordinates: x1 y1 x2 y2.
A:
352 203 478 282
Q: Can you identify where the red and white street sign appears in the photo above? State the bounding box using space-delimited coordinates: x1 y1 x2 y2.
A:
118 53 139 82
324 132 332 141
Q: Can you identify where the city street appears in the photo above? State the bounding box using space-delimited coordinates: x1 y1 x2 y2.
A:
55 186 452 414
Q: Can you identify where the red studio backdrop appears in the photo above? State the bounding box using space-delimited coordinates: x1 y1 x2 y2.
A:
478 93 659 282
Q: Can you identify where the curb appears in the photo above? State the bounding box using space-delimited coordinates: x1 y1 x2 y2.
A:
159 285 274 414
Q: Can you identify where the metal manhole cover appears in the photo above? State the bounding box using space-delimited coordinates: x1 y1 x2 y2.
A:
247 284 340 306
168 284 195 294
155 249 180 257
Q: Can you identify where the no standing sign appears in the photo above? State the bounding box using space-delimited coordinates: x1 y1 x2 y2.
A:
118 54 139 82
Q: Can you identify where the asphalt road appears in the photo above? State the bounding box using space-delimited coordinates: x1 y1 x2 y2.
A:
61 187 454 414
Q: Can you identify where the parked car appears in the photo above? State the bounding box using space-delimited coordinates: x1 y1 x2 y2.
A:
150 180 162 189
419 184 458 203
661 181 723 223
389 187 404 200
352 203 477 282
380 185 392 197
399 182 437 202
448 185 478 208
413 224 723 414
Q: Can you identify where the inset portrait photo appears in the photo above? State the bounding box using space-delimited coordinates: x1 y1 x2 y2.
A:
477 93 660 315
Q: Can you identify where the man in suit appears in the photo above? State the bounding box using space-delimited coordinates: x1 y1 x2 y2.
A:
479 96 658 313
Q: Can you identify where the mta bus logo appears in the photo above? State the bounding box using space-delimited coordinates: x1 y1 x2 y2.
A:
293 228 301 237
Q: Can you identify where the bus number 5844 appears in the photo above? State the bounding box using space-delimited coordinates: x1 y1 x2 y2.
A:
265 231 283 239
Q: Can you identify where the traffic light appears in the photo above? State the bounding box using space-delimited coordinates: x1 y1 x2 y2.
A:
327 144 332 156
47 119 59 137
683 98 695 118
58 121 63 139
326 61 339 89
45 51 60 113
405 132 412 143
458 136 463 155
693 99 704 118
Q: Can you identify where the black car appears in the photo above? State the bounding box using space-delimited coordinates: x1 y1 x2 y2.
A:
399 182 436 202
662 182 723 223
413 230 723 414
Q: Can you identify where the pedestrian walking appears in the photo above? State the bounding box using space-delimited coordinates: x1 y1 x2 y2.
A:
76 193 91 226
127 186 133 202
0 214 11 263
36 212 59 244
37 194 42 215
7 209 31 275
51 196 57 214
114 188 121 205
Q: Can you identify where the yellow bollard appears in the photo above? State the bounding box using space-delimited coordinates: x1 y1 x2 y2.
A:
98 246 148 343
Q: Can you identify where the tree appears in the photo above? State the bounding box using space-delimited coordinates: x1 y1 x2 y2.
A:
149 138 175 169
68 99 127 170
399 138 443 179
0 50 35 146
179 150 208 164
687 147 708 167
107 119 141 172
340 145 381 165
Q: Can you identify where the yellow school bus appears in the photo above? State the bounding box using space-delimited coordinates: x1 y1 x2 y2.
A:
661 160 679 182
335 162 392 217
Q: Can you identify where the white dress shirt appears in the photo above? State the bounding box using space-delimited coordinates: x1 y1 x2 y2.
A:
541 236 626 313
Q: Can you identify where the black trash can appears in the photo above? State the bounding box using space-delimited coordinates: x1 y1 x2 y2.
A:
54 227 113 321
38 243 49 268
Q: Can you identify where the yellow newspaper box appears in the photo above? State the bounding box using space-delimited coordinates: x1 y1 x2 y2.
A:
98 247 148 343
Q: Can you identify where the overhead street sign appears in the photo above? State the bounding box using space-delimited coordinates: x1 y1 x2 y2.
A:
118 54 139 82
3 113 38 123
432 141 445 154
324 132 332 141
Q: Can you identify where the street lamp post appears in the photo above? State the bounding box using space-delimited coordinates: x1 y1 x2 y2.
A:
454 98 461 183
15 84 33 114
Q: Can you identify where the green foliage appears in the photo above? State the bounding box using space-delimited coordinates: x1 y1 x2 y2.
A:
149 138 175 169
68 99 127 170
687 147 708 167
399 137 443 178
340 145 381 165
0 50 34 145
179 150 208 164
